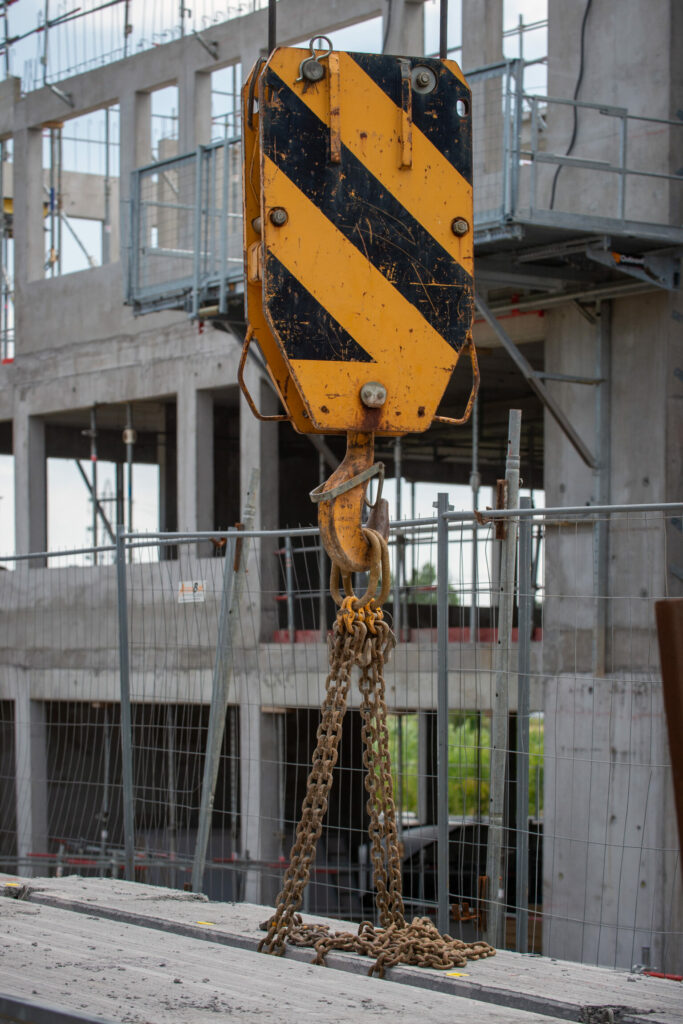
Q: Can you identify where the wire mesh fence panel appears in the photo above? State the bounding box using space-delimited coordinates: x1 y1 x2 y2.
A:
128 141 244 315
0 553 121 877
0 506 681 974
133 153 197 302
539 511 681 972
469 63 514 226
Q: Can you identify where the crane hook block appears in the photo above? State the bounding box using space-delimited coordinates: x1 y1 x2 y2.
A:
241 46 474 436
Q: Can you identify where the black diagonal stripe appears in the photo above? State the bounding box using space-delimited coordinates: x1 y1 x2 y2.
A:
262 68 473 353
266 252 374 363
349 53 472 186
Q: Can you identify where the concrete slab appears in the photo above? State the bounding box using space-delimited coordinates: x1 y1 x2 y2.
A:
2 889 571 1024
2 876 681 1024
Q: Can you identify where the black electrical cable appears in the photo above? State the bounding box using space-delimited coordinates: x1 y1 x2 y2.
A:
268 0 276 54
549 0 593 209
439 0 448 59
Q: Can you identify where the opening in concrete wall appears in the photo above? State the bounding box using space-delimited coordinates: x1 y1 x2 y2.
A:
0 700 17 868
424 0 462 59
0 422 13 554
41 105 120 277
151 84 179 162
0 137 14 360
503 0 548 94
293 15 383 54
211 63 242 141
38 401 172 560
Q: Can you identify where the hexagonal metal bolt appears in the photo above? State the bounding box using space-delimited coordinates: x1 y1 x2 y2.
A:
415 70 431 88
269 207 288 227
360 381 387 408
451 217 470 237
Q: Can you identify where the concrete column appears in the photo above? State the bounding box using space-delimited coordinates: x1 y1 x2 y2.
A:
461 0 503 68
240 705 282 905
259 380 280 642
14 685 49 877
178 68 212 151
382 0 424 55
240 360 263 640
13 128 44 286
118 89 152 202
13 409 46 557
176 383 213 533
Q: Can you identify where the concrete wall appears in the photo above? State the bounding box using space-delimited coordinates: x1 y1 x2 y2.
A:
543 673 683 973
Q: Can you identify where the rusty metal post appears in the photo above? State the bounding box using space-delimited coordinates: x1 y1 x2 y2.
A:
655 598 683 878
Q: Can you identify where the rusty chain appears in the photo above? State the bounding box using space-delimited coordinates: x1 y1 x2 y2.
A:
259 531 496 976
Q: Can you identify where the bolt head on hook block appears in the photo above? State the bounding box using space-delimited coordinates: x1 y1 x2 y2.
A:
360 381 387 408
302 58 325 82
269 207 288 226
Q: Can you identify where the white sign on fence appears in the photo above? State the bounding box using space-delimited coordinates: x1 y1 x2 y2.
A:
177 580 206 604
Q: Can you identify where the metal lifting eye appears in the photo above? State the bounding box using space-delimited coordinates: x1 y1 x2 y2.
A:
296 34 334 83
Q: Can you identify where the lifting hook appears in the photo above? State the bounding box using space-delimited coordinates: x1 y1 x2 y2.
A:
310 431 390 576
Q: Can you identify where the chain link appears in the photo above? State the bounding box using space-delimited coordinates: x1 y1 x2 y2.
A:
259 552 496 976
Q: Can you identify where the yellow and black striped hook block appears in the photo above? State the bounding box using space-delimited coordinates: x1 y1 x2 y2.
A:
245 44 475 437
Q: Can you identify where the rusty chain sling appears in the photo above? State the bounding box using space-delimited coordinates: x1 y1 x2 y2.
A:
258 529 495 978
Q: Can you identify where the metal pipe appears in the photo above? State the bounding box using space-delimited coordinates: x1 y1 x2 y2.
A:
318 452 327 641
99 706 110 878
166 705 177 889
435 490 453 935
191 469 259 894
103 105 111 265
268 0 276 53
125 402 134 544
394 437 403 640
515 496 533 953
285 534 295 645
90 407 98 564
115 524 136 881
593 301 611 676
470 395 480 639
439 0 448 59
397 713 404 842
485 409 522 948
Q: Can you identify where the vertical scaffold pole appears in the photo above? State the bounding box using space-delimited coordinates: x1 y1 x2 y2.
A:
485 409 521 947
515 495 533 952
435 490 453 935
116 524 135 881
191 469 259 894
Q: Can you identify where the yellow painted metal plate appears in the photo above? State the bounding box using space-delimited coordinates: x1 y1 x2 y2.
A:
241 61 315 433
257 47 474 435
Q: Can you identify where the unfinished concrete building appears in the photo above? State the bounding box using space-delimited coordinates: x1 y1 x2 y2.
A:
0 0 681 974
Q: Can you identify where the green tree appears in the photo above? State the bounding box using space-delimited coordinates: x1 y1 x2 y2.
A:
406 562 459 605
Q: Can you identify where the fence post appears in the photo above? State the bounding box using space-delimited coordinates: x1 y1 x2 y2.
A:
284 534 295 645
191 468 259 894
485 409 522 948
115 524 135 882
515 495 533 953
435 491 453 936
